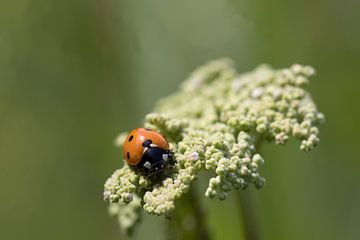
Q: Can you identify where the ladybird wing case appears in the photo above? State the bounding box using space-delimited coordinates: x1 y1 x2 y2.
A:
137 128 170 150
123 129 145 165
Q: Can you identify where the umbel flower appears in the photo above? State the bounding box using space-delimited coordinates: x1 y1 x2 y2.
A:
103 58 324 232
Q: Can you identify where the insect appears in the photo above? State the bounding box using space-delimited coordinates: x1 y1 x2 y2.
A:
123 128 175 177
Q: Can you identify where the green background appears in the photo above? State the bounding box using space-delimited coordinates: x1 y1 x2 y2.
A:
0 0 359 239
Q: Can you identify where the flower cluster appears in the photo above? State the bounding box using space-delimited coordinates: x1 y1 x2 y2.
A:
103 58 324 230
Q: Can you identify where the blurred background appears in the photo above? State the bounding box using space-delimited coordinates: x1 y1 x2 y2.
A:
0 0 359 239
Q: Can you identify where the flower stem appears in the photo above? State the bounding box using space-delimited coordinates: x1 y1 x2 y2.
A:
238 190 261 240
166 184 210 240
237 137 263 240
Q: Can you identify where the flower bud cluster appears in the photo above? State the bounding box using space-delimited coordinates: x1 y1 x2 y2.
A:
103 58 323 228
108 196 141 234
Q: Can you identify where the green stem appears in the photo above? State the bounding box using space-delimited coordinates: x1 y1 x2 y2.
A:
237 137 263 240
166 184 210 240
238 190 261 240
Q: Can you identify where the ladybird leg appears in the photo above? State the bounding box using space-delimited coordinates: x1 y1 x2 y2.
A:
166 151 175 166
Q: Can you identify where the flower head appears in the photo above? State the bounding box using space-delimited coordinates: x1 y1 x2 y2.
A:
104 58 324 230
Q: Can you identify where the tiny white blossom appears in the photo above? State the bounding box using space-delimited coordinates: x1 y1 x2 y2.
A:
251 87 264 98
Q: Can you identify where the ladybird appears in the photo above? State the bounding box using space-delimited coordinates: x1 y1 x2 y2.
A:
123 128 175 177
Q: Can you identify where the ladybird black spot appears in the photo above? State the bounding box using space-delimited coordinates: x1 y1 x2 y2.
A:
127 152 130 159
128 135 134 142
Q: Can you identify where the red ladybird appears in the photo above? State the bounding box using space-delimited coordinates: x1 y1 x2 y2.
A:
123 128 175 177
